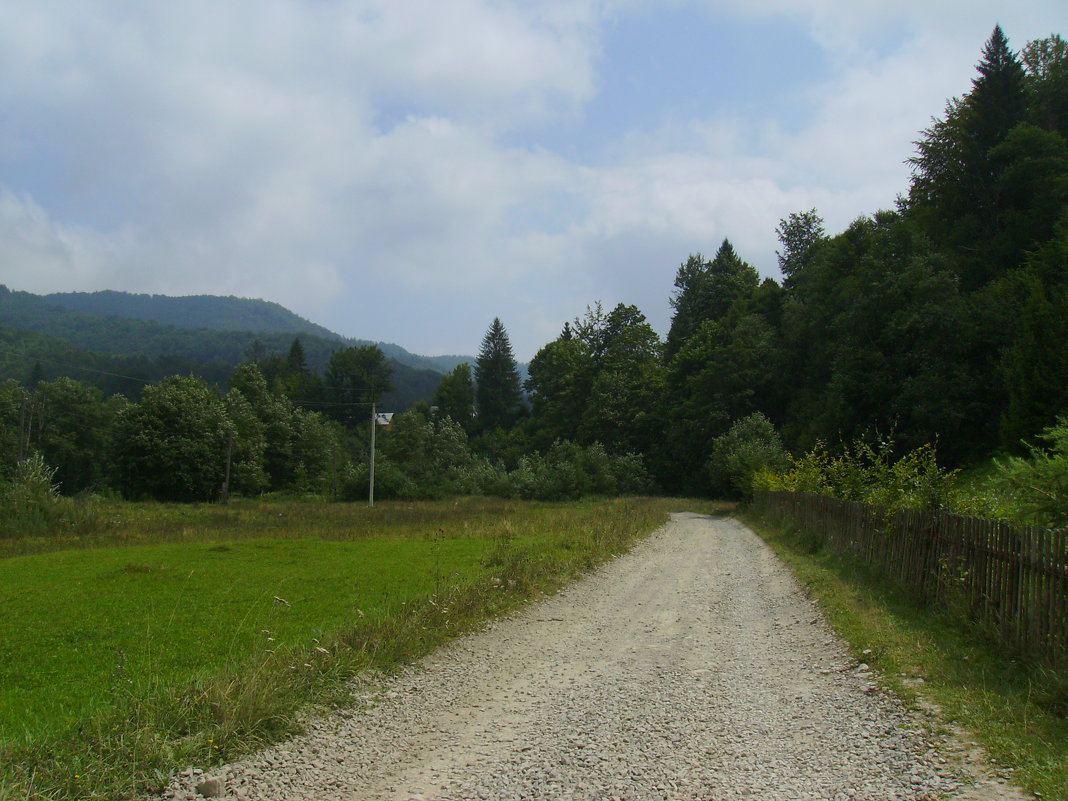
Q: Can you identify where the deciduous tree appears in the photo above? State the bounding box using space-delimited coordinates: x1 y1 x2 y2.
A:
324 345 393 428
433 363 476 430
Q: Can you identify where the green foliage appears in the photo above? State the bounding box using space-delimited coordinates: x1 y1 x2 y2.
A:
433 362 475 431
44 290 343 340
1000 220 1068 448
665 240 760 357
780 211 996 461
505 441 655 501
475 317 523 431
111 376 235 502
908 26 1061 290
578 304 664 457
707 412 789 500
756 440 957 512
30 378 116 493
525 332 592 448
775 209 825 287
995 414 1068 527
324 345 393 428
0 289 441 410
222 388 269 496
664 312 780 493
372 407 481 499
1022 34 1068 135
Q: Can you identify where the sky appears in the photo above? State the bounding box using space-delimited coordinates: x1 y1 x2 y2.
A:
0 1 1064 361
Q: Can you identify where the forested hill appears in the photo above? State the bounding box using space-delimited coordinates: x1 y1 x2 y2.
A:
45 290 344 341
38 289 471 374
0 287 444 409
0 287 470 374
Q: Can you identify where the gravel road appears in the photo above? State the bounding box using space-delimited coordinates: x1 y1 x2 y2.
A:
163 513 1028 801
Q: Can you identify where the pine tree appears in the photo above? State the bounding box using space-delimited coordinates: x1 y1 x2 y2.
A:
474 318 522 431
971 26 1027 149
908 25 1028 288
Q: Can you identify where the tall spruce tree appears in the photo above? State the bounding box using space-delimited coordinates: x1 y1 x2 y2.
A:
908 25 1028 288
475 318 522 431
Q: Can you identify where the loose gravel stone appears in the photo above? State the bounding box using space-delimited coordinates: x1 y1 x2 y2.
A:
160 514 1029 801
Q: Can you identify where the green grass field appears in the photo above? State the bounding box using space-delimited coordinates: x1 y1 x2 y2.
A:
0 537 489 743
0 495 716 801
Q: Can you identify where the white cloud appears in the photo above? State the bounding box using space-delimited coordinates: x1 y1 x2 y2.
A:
0 0 1063 360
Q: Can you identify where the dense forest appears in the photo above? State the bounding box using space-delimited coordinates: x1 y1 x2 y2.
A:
3 27 1066 511
519 27 1068 492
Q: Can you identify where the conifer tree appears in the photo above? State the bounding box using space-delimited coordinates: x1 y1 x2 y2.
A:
287 337 308 373
908 25 1028 287
474 318 522 431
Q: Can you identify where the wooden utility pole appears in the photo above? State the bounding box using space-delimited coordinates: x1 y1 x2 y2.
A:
369 403 376 507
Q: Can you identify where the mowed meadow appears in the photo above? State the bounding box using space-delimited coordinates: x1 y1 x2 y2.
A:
0 496 721 801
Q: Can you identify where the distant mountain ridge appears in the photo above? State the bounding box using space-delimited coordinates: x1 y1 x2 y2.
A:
36 289 472 374
45 290 345 342
0 286 459 409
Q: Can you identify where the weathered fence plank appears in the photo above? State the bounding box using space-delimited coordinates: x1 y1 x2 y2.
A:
754 490 1068 664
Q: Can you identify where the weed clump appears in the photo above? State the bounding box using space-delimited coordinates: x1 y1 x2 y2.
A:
0 455 102 538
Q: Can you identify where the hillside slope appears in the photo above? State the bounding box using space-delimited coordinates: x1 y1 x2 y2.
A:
0 287 443 409
41 289 472 374
45 290 343 341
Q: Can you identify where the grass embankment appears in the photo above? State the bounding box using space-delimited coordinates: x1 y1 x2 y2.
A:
742 506 1068 801
0 496 709 801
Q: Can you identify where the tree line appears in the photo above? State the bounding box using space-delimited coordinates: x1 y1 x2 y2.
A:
3 26 1066 507
1 329 653 505
472 26 1068 496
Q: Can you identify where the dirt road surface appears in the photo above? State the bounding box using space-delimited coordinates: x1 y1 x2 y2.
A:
163 513 1029 801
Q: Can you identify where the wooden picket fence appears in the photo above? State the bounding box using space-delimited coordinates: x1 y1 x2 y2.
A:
753 490 1068 663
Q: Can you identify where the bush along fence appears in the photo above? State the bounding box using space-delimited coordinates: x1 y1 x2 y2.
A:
753 490 1068 664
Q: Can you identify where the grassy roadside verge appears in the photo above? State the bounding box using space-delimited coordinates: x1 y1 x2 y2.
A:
1 496 707 801
740 506 1068 800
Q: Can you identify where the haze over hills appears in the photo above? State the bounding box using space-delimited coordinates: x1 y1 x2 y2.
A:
0 286 470 408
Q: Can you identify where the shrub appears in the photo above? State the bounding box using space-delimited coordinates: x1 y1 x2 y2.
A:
708 413 789 499
0 455 101 537
501 441 654 502
756 438 957 512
